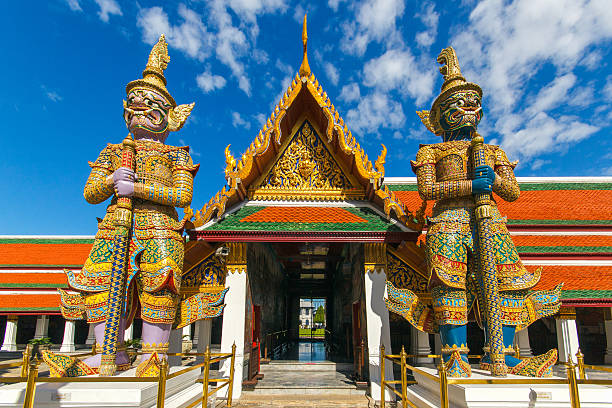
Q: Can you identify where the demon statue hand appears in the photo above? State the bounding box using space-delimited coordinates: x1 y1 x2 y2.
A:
42 35 198 377
385 47 562 378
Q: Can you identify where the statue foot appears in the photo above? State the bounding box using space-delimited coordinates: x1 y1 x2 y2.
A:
478 355 508 377
480 349 557 377
136 352 168 377
42 350 131 377
508 349 557 377
444 350 471 377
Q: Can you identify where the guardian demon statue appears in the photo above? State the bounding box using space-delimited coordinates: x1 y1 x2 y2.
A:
386 47 562 377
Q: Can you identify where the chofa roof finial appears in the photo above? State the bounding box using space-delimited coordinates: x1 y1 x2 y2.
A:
299 14 311 78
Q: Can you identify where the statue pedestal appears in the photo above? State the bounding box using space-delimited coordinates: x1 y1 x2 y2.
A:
0 366 213 408
406 367 611 408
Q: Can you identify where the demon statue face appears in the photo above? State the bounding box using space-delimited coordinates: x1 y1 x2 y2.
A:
123 88 172 142
438 90 483 139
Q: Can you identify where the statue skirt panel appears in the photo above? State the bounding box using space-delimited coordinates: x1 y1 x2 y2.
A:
426 208 540 292
64 231 184 325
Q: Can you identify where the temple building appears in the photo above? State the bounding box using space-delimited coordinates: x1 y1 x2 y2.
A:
1 22 611 403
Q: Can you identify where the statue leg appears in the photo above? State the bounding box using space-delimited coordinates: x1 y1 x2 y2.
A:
141 321 172 361
432 285 471 377
83 319 130 367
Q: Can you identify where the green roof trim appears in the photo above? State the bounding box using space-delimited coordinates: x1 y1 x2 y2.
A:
384 182 612 192
205 206 402 232
0 307 60 312
560 290 612 300
517 246 612 254
0 239 94 244
386 184 418 191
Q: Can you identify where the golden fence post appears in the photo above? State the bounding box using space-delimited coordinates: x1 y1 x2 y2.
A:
156 358 168 408
20 344 31 378
575 349 586 380
264 333 268 360
227 343 236 407
438 357 449 408
400 346 408 408
202 345 211 408
91 342 97 355
22 357 39 408
567 357 580 408
380 344 385 408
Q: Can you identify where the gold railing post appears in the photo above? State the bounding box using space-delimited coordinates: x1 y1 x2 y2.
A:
380 344 385 408
438 358 449 408
264 333 268 360
91 342 97 354
567 357 580 408
156 358 168 408
22 357 39 408
576 349 586 380
227 343 236 407
400 346 408 408
20 344 31 378
201 345 211 408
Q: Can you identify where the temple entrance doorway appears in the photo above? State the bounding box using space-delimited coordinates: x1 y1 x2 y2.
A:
243 242 366 401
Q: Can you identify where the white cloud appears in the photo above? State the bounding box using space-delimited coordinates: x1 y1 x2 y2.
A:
415 2 439 48
346 92 406 135
94 0 122 23
603 75 612 101
530 159 550 171
339 83 360 103
341 0 405 56
232 112 252 129
42 85 63 103
138 5 212 61
328 0 347 11
362 49 435 105
449 0 612 162
65 0 82 12
196 71 227 93
254 113 267 127
324 62 339 86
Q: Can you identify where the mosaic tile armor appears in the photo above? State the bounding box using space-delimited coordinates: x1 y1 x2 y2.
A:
64 140 198 325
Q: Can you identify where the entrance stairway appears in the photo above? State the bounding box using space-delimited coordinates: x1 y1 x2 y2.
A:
239 360 370 407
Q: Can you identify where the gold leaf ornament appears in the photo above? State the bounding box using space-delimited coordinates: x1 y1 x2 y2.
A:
168 103 195 132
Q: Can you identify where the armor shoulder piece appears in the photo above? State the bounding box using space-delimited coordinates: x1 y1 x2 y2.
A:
494 146 518 169
411 145 436 173
88 146 114 170
171 146 200 176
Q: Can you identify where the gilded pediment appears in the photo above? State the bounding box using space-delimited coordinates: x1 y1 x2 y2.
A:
250 120 364 200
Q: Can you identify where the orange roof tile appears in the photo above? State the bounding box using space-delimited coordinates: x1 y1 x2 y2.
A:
0 243 92 266
391 190 612 222
240 206 368 224
530 265 612 291
0 292 60 310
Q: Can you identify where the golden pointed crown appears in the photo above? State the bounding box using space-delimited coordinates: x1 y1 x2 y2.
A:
419 47 482 136
126 34 176 107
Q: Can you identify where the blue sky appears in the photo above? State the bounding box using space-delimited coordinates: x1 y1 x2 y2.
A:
1 0 612 234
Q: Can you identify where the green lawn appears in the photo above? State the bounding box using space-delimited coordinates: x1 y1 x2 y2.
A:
299 328 325 338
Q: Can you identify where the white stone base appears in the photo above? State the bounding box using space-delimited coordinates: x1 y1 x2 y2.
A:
0 366 207 408
406 367 612 408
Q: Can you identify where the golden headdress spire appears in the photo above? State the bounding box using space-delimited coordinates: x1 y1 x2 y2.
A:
417 46 482 136
126 34 176 107
299 14 311 78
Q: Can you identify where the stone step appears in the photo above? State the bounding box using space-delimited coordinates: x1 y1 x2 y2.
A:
235 394 372 407
261 361 353 372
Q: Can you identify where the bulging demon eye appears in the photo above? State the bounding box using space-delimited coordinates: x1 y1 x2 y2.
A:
456 99 465 107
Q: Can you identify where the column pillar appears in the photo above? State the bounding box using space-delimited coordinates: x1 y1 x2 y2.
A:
363 243 394 402
193 322 200 348
124 324 133 343
34 315 49 339
514 328 533 357
604 308 612 365
85 323 96 346
220 242 247 401
168 328 182 366
196 319 213 364
555 307 580 374
60 320 76 352
412 327 434 364
434 333 441 356
1 316 18 352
